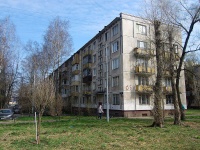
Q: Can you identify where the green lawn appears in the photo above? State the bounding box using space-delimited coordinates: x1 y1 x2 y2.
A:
0 109 200 150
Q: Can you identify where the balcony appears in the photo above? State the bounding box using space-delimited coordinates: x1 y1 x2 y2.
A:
72 69 80 75
71 91 79 97
134 48 154 58
72 54 80 65
83 75 92 83
135 85 153 94
62 67 68 72
95 87 105 94
71 81 80 86
83 50 92 57
135 66 155 76
83 90 92 96
163 86 172 94
83 63 92 69
163 70 171 77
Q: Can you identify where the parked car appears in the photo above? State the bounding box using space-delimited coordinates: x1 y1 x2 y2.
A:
0 109 14 120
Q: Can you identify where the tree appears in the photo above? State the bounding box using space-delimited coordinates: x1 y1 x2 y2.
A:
43 17 73 116
165 0 200 120
33 78 55 144
185 53 200 108
0 17 19 108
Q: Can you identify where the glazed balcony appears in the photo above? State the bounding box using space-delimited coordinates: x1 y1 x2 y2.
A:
72 69 80 75
83 50 92 57
135 85 153 94
134 48 154 58
72 53 80 65
71 91 79 97
83 90 92 96
135 66 155 76
83 63 92 69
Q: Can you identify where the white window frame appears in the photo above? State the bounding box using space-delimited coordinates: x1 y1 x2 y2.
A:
112 76 119 87
113 94 120 105
93 68 96 76
138 77 149 85
139 95 150 105
112 41 119 53
166 95 173 104
136 24 147 35
137 41 147 49
112 24 118 36
112 58 119 70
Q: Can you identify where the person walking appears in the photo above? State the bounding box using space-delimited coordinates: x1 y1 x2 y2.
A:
97 103 104 119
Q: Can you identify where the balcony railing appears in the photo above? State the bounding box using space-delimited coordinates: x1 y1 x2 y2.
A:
134 48 154 58
163 86 172 93
71 91 79 97
83 63 92 69
72 69 80 75
135 66 155 76
83 50 92 57
83 90 92 95
71 81 80 86
135 85 153 94
72 54 80 65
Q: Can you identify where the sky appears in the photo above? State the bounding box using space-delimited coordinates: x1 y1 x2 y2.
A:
0 0 144 54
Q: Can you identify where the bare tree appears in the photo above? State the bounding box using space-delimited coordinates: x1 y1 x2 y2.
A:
43 17 73 116
166 0 200 120
0 17 19 108
33 78 55 144
185 53 200 108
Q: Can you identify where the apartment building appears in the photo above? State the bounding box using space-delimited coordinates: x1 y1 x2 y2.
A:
55 13 187 117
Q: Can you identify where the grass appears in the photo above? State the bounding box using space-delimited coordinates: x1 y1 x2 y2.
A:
0 109 200 150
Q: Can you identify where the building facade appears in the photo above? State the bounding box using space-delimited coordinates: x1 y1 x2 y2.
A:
55 13 187 117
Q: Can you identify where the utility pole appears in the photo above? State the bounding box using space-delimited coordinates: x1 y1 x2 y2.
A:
106 44 109 122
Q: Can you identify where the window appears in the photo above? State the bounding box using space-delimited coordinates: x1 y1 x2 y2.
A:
112 24 118 36
113 94 120 105
63 80 67 85
105 32 109 41
99 79 103 85
137 41 147 49
112 58 119 70
83 55 92 64
104 79 107 88
139 95 150 105
75 85 79 92
82 97 85 104
93 96 97 104
83 69 91 77
93 68 96 76
112 76 119 87
166 95 173 104
93 54 96 63
112 41 119 53
93 41 96 49
137 58 148 67
92 82 96 90
138 77 149 85
72 64 79 71
174 44 178 53
165 78 171 87
136 24 147 35
163 43 170 51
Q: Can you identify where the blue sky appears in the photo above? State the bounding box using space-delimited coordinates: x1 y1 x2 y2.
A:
0 0 144 54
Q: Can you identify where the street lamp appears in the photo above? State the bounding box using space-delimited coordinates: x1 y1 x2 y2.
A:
105 44 109 122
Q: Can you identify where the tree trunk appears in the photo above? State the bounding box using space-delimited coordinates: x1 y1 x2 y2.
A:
152 20 164 127
36 113 42 144
168 30 181 125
